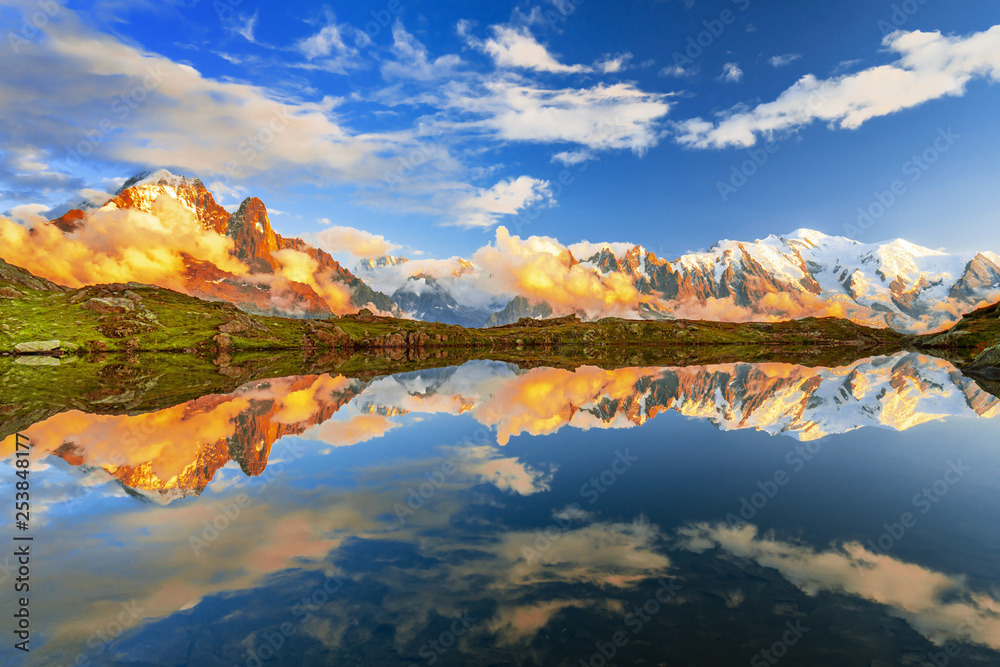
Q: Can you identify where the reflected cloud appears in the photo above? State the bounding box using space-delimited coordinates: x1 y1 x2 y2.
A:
3 353 997 505
678 522 1000 651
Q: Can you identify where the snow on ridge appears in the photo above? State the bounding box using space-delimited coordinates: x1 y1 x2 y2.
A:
116 169 199 195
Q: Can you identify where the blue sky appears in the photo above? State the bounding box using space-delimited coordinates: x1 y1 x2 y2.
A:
1 0 999 261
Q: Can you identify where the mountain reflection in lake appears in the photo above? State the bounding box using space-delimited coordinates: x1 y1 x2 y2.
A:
1 352 999 666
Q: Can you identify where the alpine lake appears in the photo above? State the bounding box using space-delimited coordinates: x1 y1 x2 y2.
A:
1 348 999 667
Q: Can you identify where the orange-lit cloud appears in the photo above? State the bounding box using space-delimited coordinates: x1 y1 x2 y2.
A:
0 196 246 291
474 227 652 319
679 522 1000 651
308 225 401 259
272 248 354 314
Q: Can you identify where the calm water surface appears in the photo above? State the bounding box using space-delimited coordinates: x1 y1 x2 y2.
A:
1 352 999 666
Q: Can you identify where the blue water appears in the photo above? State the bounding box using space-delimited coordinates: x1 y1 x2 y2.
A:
1 359 998 666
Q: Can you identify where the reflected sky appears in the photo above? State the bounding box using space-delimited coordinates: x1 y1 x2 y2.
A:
1 354 999 665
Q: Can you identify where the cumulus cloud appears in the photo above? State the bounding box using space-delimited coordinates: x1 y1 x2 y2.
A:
306 225 402 259
596 52 633 73
381 20 463 80
0 197 246 291
473 226 651 319
470 24 591 73
677 25 1000 148
551 150 593 166
294 11 368 73
451 176 554 228
447 79 674 154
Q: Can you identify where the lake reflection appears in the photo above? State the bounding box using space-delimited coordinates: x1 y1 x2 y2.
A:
1 352 999 666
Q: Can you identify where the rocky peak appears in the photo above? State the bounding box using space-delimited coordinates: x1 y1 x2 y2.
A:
356 255 410 272
950 253 1000 300
107 169 230 235
227 197 279 273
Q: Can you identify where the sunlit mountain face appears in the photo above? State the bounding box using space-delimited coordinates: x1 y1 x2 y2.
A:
4 170 998 330
2 354 999 666
3 353 997 503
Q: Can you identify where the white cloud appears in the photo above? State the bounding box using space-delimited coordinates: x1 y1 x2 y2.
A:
305 225 402 259
294 12 367 74
660 64 694 77
768 53 801 67
720 62 743 82
677 25 1000 148
381 21 463 80
472 25 591 74
230 12 258 43
447 79 674 154
0 6 450 201
596 52 633 73
6 204 50 226
552 150 593 166
680 522 1000 652
451 176 553 228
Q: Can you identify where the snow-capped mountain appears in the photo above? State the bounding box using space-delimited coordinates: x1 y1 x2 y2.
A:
619 230 997 330
390 274 496 327
24 354 999 502
355 255 410 272
502 229 999 331
36 171 1000 330
47 170 401 318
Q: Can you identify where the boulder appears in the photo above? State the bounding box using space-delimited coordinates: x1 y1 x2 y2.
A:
82 297 135 314
0 287 23 299
969 344 1000 371
310 325 352 348
219 319 248 334
14 340 61 354
213 333 232 350
15 356 60 366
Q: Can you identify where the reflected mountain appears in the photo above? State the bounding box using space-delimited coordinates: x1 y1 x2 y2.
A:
2 352 997 502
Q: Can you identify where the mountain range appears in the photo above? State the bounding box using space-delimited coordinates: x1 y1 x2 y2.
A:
11 354 998 501
360 231 1000 332
18 170 1000 331
50 170 399 318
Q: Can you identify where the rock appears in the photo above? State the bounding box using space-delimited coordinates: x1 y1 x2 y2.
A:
82 297 135 314
122 290 143 302
969 344 1000 370
219 319 248 334
0 286 23 299
14 340 61 354
407 331 430 347
15 356 60 366
124 337 141 350
311 325 352 348
357 308 373 317
213 333 232 350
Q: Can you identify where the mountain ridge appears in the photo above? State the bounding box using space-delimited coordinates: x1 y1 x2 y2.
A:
47 170 401 319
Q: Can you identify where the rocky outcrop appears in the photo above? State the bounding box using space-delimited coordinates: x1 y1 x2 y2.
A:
0 257 66 292
13 340 61 354
227 197 280 273
485 296 555 327
41 170 401 319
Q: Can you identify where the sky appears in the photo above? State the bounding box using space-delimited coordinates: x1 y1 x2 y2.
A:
1 0 999 263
